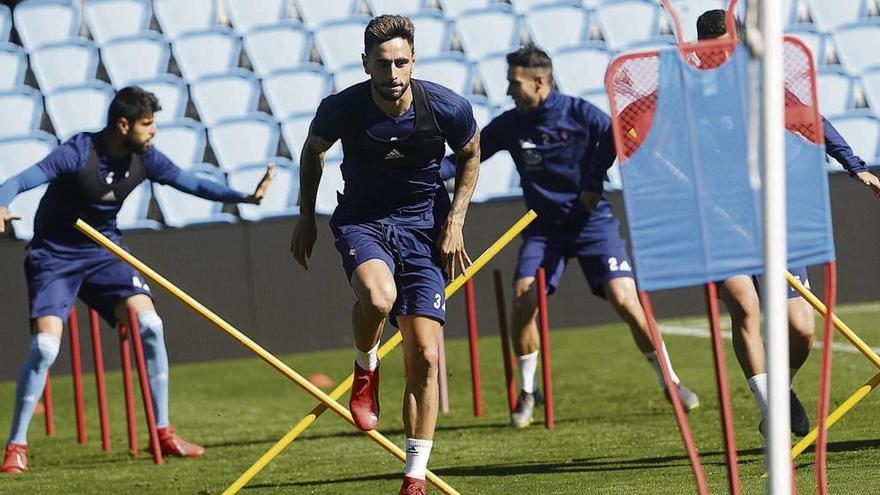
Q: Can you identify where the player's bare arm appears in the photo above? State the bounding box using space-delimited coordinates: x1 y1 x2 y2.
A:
440 130 480 279
290 129 334 270
0 207 21 234
242 163 276 204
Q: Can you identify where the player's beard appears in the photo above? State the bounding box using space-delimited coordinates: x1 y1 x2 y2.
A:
374 79 410 102
125 135 151 154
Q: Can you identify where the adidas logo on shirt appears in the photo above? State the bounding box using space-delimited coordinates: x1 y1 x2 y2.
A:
384 149 405 160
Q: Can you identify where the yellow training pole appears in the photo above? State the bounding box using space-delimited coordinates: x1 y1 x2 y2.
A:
224 210 538 494
73 219 474 495
786 271 880 370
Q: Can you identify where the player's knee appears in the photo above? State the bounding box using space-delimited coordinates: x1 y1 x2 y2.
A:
32 333 61 371
409 344 440 377
513 285 538 314
365 284 396 316
137 310 164 342
789 302 815 340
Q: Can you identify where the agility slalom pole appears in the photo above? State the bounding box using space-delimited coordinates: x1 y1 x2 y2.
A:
786 271 880 370
223 210 538 495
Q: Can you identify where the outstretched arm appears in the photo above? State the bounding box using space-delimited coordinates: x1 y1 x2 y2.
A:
289 129 334 270
823 117 880 198
440 131 480 279
0 165 51 233
170 164 275 204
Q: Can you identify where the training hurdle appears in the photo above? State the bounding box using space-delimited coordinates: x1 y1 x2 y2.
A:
42 305 162 463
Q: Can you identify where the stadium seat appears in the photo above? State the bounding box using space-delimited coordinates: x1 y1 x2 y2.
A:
667 0 727 42
509 0 569 14
228 160 299 220
30 38 99 94
294 0 359 28
817 68 854 115
173 27 242 81
116 182 160 230
9 184 48 240
0 131 57 179
410 12 451 57
367 0 429 16
468 95 493 129
226 0 290 35
313 17 370 72
333 63 369 92
863 67 880 113
414 55 472 95
526 2 591 54
152 118 206 167
101 33 171 88
13 0 81 51
787 27 827 68
314 158 344 214
153 163 237 227
553 43 612 96
833 20 880 75
827 114 880 168
455 6 521 61
208 112 279 171
581 88 610 114
153 0 217 39
476 53 511 108
593 0 661 50
805 0 867 33
138 74 188 123
0 43 28 90
190 69 261 127
243 21 311 76
262 65 333 120
470 150 519 202
83 0 152 46
438 0 491 18
0 4 11 42
45 82 114 141
0 87 43 138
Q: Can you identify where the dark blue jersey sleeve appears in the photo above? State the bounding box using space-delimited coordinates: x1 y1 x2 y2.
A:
439 114 506 181
823 117 869 176
34 138 84 180
575 100 612 191
0 165 50 208
584 129 617 193
423 81 477 151
311 93 348 144
169 169 247 203
141 146 183 185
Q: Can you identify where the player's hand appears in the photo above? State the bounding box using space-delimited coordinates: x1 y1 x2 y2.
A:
245 163 276 204
579 190 601 212
856 171 880 199
290 214 317 270
438 219 472 280
0 207 21 234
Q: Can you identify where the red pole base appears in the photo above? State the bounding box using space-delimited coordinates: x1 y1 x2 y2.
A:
465 279 483 417
535 268 554 429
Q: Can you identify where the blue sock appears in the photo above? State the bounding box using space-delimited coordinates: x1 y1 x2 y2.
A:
137 311 170 428
8 333 60 445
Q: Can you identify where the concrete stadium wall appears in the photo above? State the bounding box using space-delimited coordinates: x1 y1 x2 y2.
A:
0 172 878 380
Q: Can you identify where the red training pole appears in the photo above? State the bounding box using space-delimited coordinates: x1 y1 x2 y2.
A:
127 308 164 465
118 323 139 455
464 279 483 417
43 372 55 437
705 282 742 495
816 262 837 495
437 327 450 414
68 307 87 445
535 268 554 429
89 308 111 452
493 269 517 414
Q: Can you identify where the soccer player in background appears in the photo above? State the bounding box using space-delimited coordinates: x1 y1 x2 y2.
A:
440 46 700 430
289 15 479 495
0 87 275 474
585 9 880 437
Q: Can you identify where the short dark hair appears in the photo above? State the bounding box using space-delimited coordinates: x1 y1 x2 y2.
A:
364 15 415 55
107 86 160 127
696 9 744 40
506 45 553 73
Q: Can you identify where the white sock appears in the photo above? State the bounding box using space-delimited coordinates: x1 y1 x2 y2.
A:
644 343 680 388
404 438 433 480
355 341 380 372
748 373 769 417
518 351 539 394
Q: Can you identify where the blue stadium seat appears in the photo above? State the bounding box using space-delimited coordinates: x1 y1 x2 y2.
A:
415 54 472 95
510 0 569 14
228 160 299 220
9 184 48 240
45 81 114 140
468 95 493 129
833 20 880 75
226 0 290 35
470 150 520 202
314 158 344 215
333 63 369 91
173 27 242 81
667 0 727 42
138 74 188 123
190 69 260 126
13 0 81 51
817 68 854 115
553 43 612 96
787 27 826 68
30 38 99 94
0 4 11 42
0 131 57 180
476 53 512 108
367 0 428 16
863 67 880 114
294 0 359 28
83 0 152 46
410 12 451 57
152 118 206 167
0 43 28 90
208 112 279 171
0 87 43 138
153 0 217 39
101 33 171 88
262 65 332 120
581 88 609 115
594 0 661 50
438 0 491 18
827 114 880 167
153 163 237 227
526 2 590 54
455 6 521 61
314 17 370 72
116 182 160 231
805 0 868 33
243 21 311 76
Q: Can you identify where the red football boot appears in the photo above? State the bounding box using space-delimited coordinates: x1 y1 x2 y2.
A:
349 362 380 431
157 426 205 458
2 443 28 474
398 476 427 495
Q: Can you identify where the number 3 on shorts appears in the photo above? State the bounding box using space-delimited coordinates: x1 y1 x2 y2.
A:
433 293 445 311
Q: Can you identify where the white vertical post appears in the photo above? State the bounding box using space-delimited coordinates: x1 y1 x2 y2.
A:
759 0 791 493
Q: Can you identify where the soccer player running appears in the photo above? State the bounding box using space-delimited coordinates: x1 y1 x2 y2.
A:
440 46 700 430
289 15 479 495
585 9 880 437
0 87 274 474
